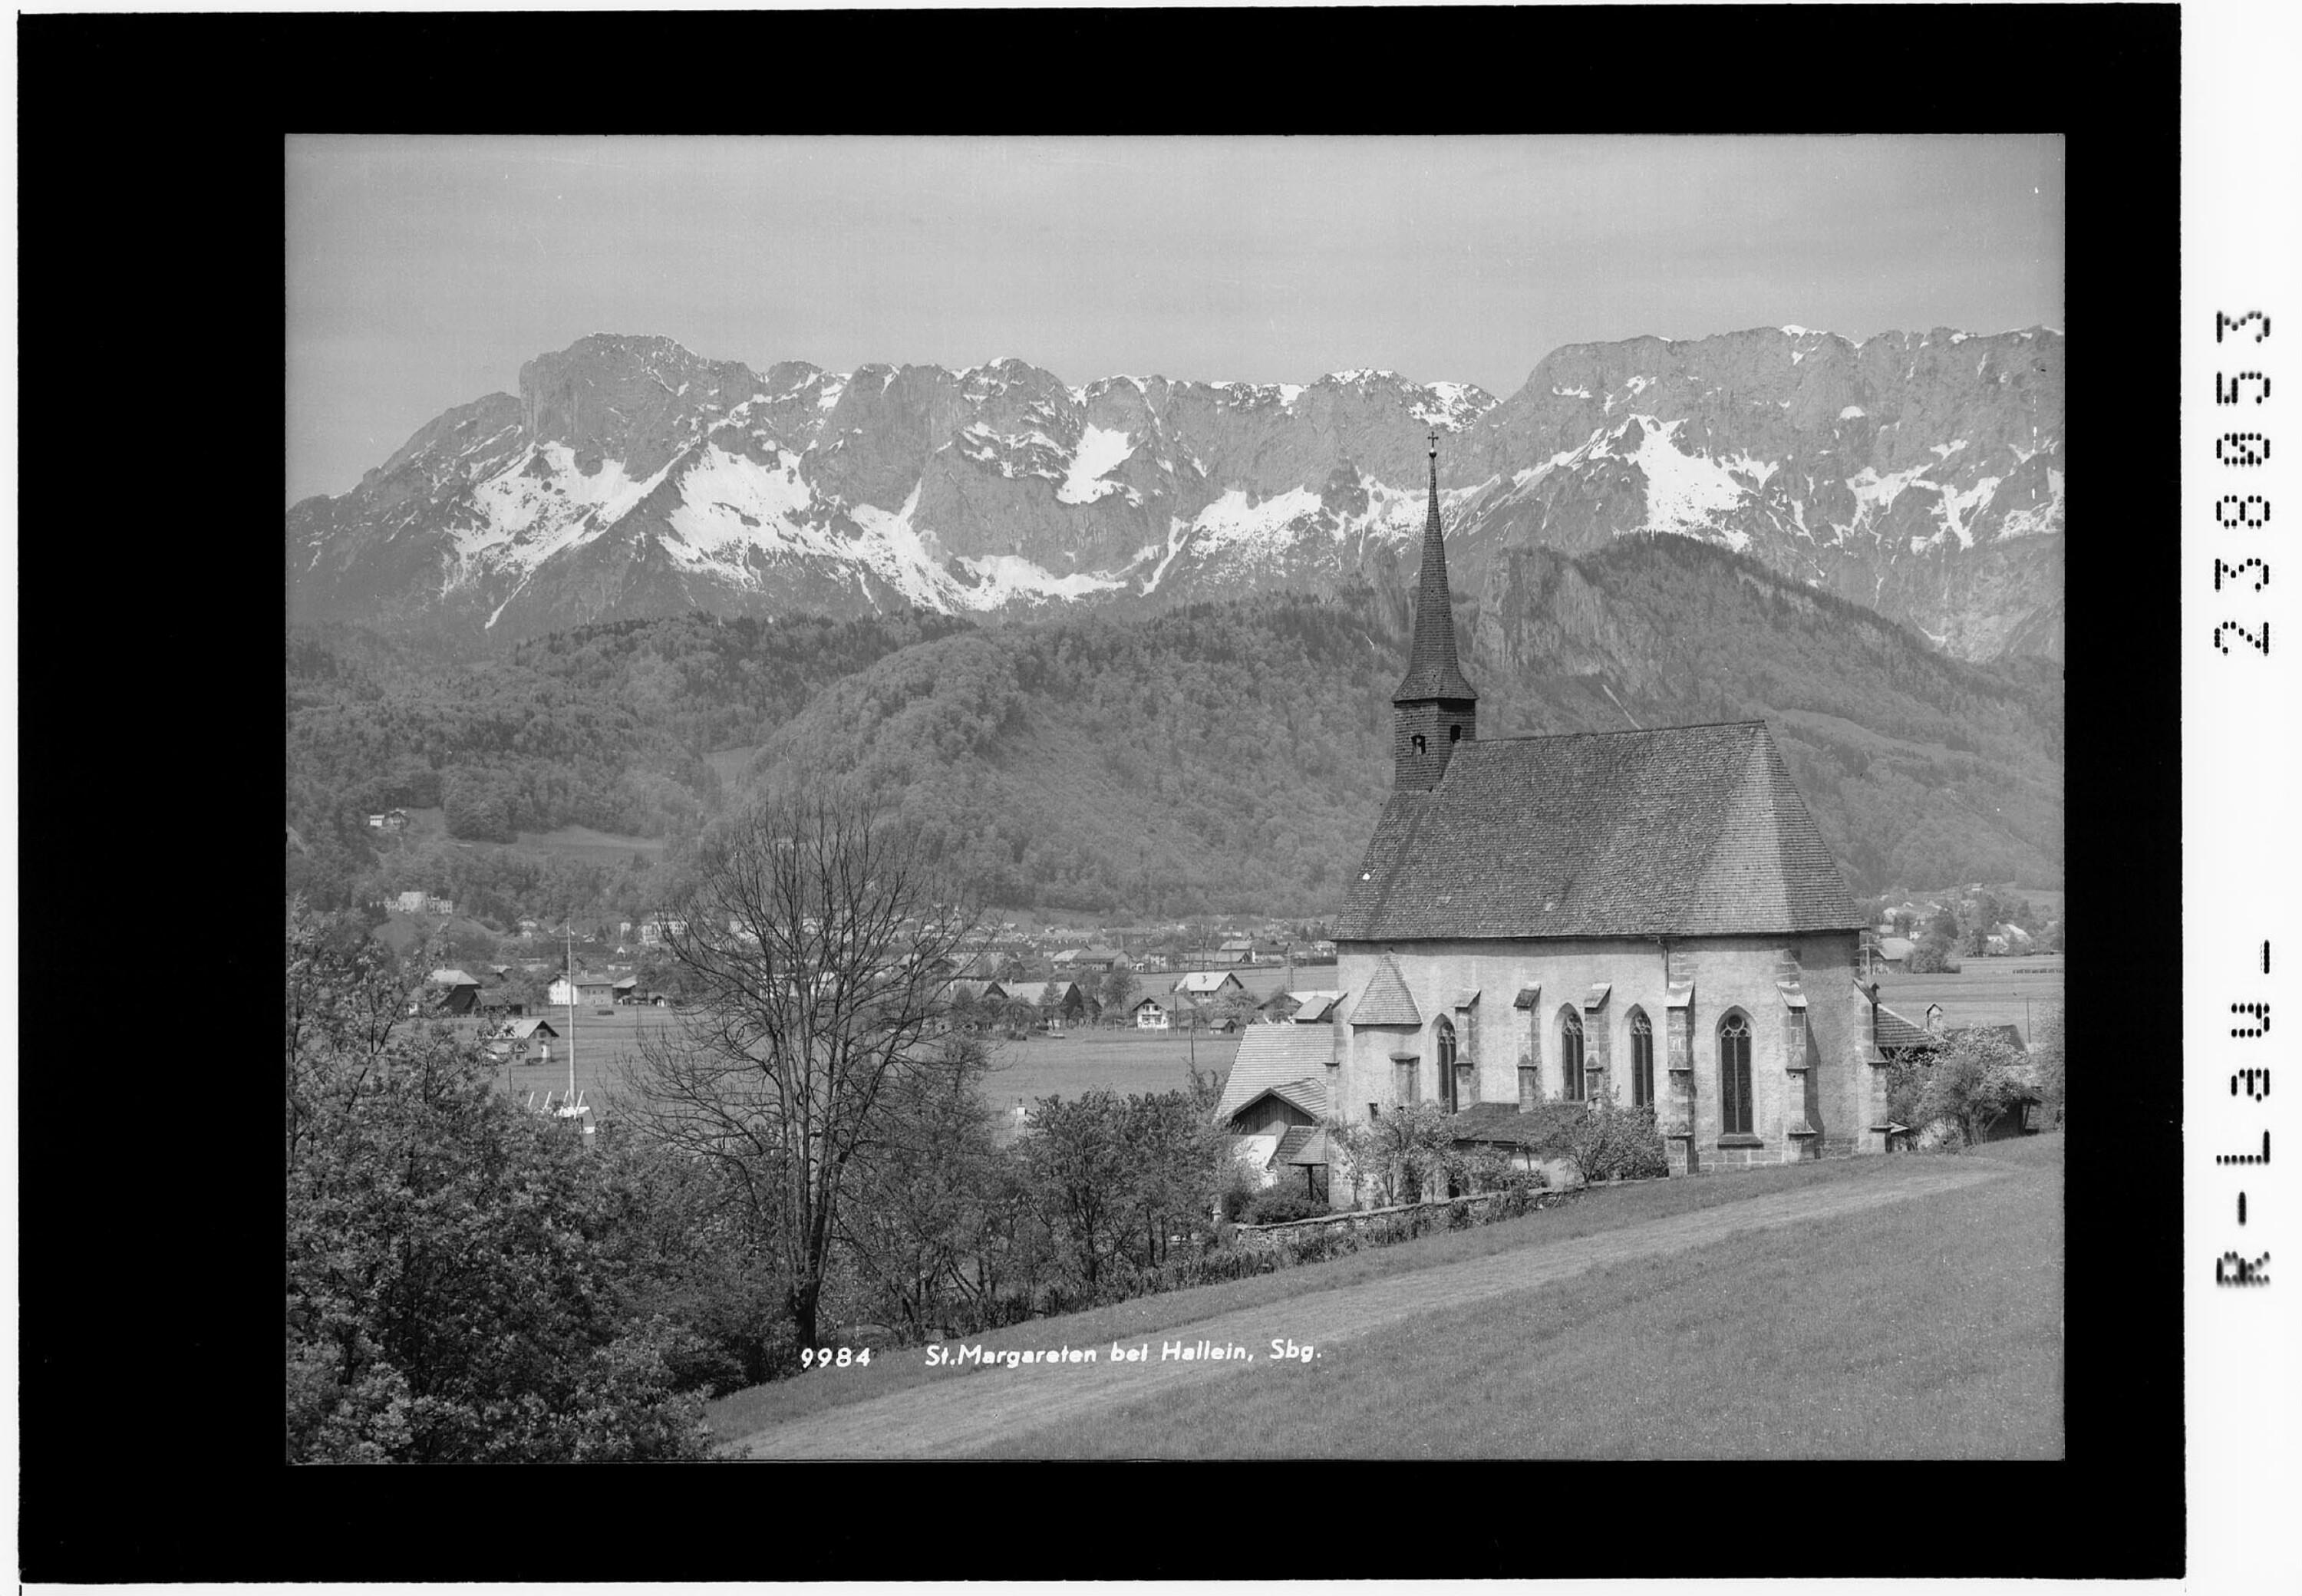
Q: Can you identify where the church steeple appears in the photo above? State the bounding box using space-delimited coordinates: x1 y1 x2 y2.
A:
1390 425 1477 790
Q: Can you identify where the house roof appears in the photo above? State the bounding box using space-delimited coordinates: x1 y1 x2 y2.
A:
1216 1028 1339 1121
1870 1002 1935 1051
1337 721 1862 941
1273 1125 1322 1168
1174 971 1242 994
1283 989 1347 1023
1878 936 1916 960
1347 954 1422 1027
504 1017 559 1040
1130 995 1165 1012
428 968 480 988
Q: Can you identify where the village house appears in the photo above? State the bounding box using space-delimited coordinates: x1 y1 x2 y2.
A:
548 972 619 1007
1315 428 1882 1202
423 968 483 1016
366 808 410 834
486 1016 559 1065
1218 937 1257 965
1132 997 1170 1030
1172 970 1248 1004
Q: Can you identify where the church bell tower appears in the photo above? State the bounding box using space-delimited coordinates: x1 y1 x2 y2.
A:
1392 424 1478 790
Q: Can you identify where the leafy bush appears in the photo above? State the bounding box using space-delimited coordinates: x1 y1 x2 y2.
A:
1562 1098 1670 1184
1244 1189 1332 1225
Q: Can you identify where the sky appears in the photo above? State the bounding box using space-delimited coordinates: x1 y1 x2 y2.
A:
286 134 2063 506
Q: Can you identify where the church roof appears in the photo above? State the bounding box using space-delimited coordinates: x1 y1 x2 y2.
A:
1347 953 1423 1026
1215 1027 1339 1121
1393 430 1479 705
1337 721 1863 941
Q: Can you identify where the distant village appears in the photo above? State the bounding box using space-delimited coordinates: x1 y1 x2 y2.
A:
397 897 1341 1037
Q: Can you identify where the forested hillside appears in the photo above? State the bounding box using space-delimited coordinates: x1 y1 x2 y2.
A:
285 610 971 910
288 537 2060 923
750 536 2063 916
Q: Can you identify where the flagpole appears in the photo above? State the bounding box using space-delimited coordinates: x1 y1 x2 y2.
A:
566 925 578 1108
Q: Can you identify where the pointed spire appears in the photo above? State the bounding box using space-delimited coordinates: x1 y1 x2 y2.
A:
1393 424 1479 704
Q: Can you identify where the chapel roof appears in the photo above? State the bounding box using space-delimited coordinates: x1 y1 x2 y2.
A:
1337 720 1863 941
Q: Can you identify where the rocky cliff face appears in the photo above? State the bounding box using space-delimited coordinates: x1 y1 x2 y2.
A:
289 325 2063 660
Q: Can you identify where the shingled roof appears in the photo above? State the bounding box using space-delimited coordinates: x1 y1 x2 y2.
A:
1393 431 1479 705
1346 954 1423 1027
1215 1026 1339 1122
1337 721 1862 941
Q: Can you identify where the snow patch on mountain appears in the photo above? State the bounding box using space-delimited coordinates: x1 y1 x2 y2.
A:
1598 415 1761 539
1057 424 1137 505
1410 381 1496 432
460 444 674 569
955 554 1127 604
666 444 813 557
1996 468 2065 539
1187 487 1325 563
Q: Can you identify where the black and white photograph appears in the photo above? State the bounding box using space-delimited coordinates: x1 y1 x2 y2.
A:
283 131 2073 1469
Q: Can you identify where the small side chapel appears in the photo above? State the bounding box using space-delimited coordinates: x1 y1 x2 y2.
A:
1318 427 1885 1194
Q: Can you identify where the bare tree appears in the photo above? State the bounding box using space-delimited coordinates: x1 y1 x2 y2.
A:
627 795 981 1354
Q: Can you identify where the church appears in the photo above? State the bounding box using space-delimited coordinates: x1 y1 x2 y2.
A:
1245 426 1885 1195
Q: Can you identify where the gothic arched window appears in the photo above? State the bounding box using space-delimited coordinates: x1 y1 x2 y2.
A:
1560 1008 1585 1100
1719 1011 1754 1136
1435 1016 1458 1112
1628 1007 1654 1108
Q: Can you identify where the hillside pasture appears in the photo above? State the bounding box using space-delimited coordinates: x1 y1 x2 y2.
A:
972 1134 2062 1459
708 1136 2061 1458
1870 954 2064 1042
509 822 667 864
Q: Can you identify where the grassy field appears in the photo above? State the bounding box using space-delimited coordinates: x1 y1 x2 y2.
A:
465 1009 1249 1117
1871 954 2064 1043
508 822 667 863
703 1139 2057 1453
975 1133 2061 1458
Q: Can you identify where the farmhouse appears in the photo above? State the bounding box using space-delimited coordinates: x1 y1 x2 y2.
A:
1172 970 1248 1002
487 1016 559 1063
548 972 618 1007
1020 978 1088 1028
424 968 483 1015
1320 428 1880 1199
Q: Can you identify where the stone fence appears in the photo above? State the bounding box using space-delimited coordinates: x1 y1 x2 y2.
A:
1231 1186 1579 1252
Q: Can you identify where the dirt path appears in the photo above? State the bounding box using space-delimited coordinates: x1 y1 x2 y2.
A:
730 1159 2007 1459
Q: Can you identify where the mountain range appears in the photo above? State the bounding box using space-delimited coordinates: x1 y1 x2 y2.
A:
289 325 2064 663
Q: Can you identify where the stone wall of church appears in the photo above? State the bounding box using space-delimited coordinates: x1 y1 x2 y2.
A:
1332 931 1872 1195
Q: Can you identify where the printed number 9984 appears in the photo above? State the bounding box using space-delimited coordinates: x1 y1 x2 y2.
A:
801 1346 870 1369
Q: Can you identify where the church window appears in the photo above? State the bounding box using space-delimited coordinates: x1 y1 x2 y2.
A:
1412 734 1427 756
1720 1011 1754 1136
1628 1008 1654 1107
1448 724 1462 744
1435 1017 1458 1112
1560 1009 1585 1100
